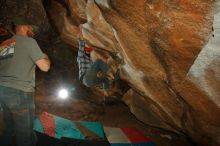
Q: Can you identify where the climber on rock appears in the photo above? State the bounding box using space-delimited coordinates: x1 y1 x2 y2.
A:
76 24 116 98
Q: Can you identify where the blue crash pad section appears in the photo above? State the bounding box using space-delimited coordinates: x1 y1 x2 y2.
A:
34 115 84 139
34 113 105 140
111 142 156 146
54 115 84 139
34 118 44 133
80 121 105 138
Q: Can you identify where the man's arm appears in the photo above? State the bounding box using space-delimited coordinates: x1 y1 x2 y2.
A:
36 54 50 72
78 24 84 41
77 25 85 54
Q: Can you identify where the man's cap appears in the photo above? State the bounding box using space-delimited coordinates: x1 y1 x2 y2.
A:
12 17 39 33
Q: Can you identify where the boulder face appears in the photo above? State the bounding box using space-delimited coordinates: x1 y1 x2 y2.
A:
1 0 219 145
44 0 220 145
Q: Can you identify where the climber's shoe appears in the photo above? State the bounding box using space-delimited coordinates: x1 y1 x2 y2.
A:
102 96 119 105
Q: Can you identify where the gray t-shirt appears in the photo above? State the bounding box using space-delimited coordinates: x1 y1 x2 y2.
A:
0 35 45 92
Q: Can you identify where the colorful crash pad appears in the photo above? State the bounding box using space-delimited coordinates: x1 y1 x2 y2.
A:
36 131 111 146
34 112 105 140
104 127 156 146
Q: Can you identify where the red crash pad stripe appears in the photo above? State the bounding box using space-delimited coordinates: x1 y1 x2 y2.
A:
40 112 56 137
121 128 151 143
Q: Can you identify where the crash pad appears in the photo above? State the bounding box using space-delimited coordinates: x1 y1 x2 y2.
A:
34 112 105 140
104 127 156 146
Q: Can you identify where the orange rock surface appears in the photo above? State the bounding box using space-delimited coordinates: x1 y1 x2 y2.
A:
46 0 220 145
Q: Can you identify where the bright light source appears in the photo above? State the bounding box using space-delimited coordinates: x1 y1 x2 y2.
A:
58 89 69 99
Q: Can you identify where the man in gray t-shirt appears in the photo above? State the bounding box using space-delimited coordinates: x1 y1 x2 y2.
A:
0 18 50 146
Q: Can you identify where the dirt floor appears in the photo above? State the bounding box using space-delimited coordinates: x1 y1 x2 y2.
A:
35 66 195 146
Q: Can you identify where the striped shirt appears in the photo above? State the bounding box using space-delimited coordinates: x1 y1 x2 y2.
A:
77 40 92 81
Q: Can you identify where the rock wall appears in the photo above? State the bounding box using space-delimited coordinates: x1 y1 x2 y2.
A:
44 0 220 145
1 0 219 145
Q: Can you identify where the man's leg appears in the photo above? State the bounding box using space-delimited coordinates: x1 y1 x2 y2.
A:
102 77 110 90
0 86 36 146
83 59 109 87
0 103 14 146
13 91 37 146
0 86 16 146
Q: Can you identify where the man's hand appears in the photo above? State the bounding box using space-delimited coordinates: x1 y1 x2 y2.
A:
36 54 50 72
